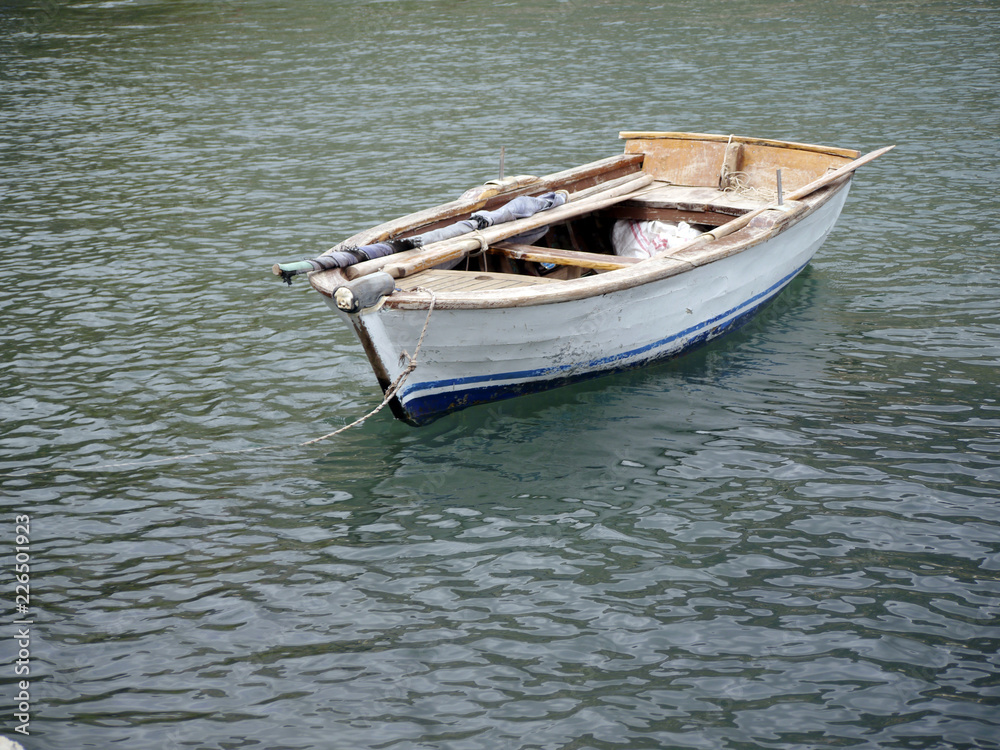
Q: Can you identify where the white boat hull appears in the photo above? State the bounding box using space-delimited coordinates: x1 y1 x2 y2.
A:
326 182 851 425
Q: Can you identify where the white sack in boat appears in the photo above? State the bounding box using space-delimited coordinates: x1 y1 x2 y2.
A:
612 219 701 259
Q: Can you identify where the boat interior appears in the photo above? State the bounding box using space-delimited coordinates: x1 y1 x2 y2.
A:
311 133 860 298
398 176 775 292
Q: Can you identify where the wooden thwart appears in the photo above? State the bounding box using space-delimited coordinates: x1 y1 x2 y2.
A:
606 181 768 227
491 242 641 271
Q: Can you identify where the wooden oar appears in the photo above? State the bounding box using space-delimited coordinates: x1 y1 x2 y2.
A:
272 162 648 282
339 171 652 281
790 144 894 199
352 173 656 280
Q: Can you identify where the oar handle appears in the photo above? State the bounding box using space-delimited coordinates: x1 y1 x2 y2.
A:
271 260 316 285
272 261 314 275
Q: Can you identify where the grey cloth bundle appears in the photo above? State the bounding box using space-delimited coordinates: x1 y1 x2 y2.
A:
300 191 568 272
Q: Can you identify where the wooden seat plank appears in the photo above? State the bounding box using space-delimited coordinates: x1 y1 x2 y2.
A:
602 180 773 227
491 242 641 270
620 180 768 209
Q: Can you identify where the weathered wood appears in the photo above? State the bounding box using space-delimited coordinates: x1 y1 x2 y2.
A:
643 145 895 262
397 167 646 242
307 136 890 320
379 174 655 280
622 131 863 192
304 156 645 290
604 205 734 227
328 153 644 253
350 173 656 281
624 137 728 188
562 171 656 202
457 173 539 202
381 145 891 311
719 140 744 189
396 269 556 293
619 182 766 214
619 131 862 159
491 242 641 270
600 181 766 226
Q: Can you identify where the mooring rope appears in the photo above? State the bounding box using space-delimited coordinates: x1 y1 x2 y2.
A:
4 291 438 477
719 133 778 202
299 288 436 445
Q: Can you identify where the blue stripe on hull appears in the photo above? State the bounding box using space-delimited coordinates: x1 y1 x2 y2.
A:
396 262 808 426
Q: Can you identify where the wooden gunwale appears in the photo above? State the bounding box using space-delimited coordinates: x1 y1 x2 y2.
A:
618 131 861 160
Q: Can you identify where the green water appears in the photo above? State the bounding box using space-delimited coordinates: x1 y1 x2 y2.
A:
2 1 999 748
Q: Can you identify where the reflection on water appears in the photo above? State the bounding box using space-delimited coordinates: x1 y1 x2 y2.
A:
1 1 999 748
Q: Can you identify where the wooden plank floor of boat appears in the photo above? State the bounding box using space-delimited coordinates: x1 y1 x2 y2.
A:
396 269 557 293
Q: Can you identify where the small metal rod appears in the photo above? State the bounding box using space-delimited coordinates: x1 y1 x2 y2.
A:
776 168 783 205
499 146 505 181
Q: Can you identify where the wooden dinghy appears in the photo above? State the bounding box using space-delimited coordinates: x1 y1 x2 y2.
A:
277 132 892 426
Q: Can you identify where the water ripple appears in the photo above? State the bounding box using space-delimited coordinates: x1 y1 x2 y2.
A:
2 1 999 748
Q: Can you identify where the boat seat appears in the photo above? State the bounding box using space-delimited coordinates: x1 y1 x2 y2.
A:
491 242 641 271
605 180 771 226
